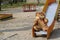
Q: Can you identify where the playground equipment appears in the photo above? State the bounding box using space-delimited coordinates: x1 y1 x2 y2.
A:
23 4 37 12
57 0 60 22
0 14 12 20
32 0 59 39
57 7 60 21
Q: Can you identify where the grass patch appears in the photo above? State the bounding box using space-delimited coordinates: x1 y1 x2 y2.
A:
59 1 60 4
1 2 26 8
1 2 44 9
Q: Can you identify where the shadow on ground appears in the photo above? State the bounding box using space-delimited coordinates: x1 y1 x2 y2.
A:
50 28 60 39
0 17 16 21
0 26 32 32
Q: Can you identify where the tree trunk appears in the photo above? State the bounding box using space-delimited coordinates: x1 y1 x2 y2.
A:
13 0 17 3
0 0 1 11
9 0 13 6
37 0 40 5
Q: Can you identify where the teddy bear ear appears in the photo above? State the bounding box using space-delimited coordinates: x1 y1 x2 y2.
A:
36 12 40 16
41 11 45 15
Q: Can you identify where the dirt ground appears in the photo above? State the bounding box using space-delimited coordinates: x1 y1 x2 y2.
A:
0 7 60 40
0 12 60 40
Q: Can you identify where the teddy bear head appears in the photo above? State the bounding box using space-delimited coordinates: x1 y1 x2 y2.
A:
36 12 45 19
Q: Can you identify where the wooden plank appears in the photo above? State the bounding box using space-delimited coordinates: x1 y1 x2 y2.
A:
0 14 12 20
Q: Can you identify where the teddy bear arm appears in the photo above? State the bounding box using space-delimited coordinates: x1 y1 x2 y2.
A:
44 18 48 24
33 19 38 26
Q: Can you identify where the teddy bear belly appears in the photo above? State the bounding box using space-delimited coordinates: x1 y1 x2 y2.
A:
38 20 46 28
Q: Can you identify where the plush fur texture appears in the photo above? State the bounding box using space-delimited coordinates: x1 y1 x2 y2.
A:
33 12 48 31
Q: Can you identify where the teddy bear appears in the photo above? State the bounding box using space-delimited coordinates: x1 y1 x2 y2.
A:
33 12 48 31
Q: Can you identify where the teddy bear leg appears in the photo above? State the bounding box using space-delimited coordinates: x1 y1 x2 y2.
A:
34 25 42 31
42 26 48 31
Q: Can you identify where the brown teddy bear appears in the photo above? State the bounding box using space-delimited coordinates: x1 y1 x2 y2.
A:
33 12 48 31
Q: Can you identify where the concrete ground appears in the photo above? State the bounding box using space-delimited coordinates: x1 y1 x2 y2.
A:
0 7 60 40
